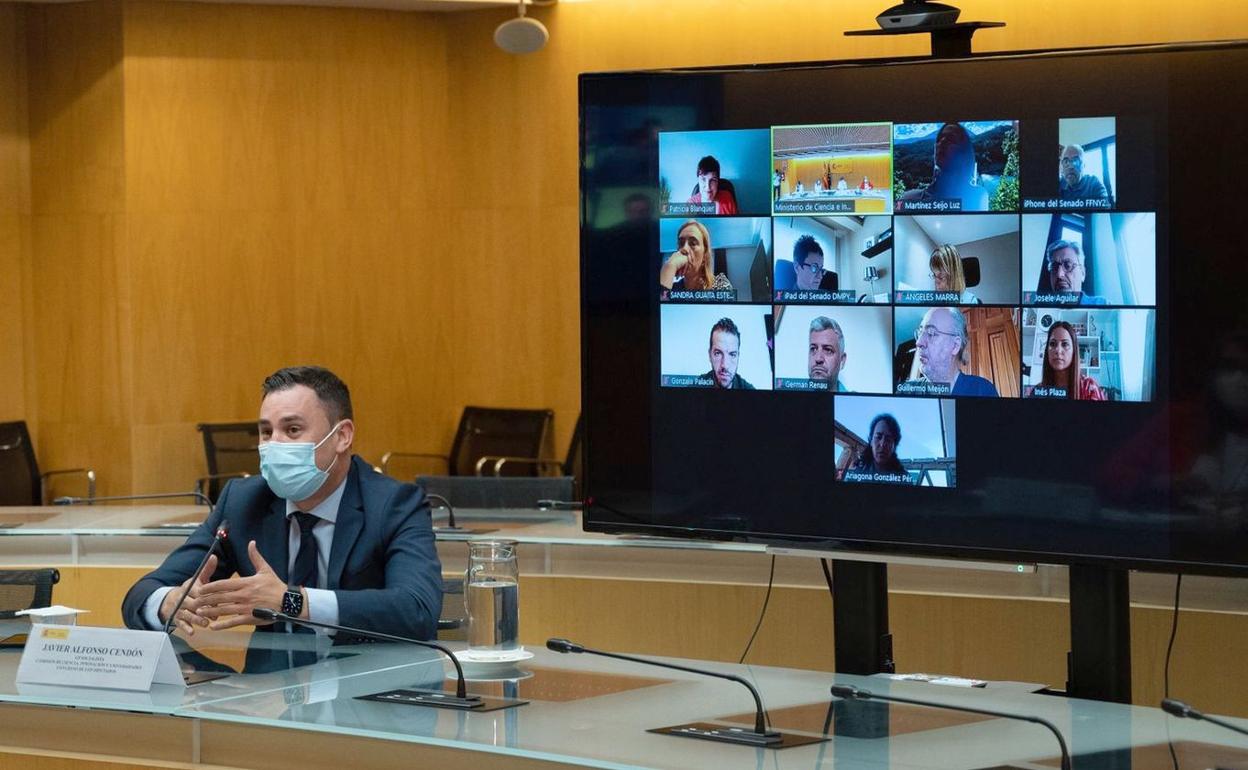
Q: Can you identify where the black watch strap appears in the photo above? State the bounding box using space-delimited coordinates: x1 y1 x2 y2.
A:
281 587 304 617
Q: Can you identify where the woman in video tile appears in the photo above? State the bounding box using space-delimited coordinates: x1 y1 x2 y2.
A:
850 413 909 476
1025 321 1105 400
658 219 733 292
930 244 981 305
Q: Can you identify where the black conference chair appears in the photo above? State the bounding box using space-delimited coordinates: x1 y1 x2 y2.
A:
380 407 554 478
0 568 60 620
196 422 260 504
0 421 95 506
478 414 584 498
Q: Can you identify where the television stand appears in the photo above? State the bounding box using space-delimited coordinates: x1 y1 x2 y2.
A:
1066 564 1132 703
844 21 1005 59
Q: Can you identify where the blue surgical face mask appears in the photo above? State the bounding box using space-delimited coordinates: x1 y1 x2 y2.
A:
258 421 344 502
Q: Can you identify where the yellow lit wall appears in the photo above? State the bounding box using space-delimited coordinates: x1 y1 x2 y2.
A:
0 5 31 426
7 0 1248 494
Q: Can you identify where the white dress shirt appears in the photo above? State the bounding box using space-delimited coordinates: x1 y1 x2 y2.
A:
142 476 346 631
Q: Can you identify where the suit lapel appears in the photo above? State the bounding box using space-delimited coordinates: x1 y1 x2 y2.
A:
327 459 364 590
260 495 290 583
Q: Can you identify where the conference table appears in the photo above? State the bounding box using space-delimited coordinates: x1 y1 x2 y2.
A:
4 503 1248 768
3 619 1248 770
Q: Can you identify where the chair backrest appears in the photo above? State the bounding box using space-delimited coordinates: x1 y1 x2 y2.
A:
448 407 553 477
197 422 261 502
0 421 40 506
564 414 584 498
962 256 981 288
417 476 574 509
0 568 60 620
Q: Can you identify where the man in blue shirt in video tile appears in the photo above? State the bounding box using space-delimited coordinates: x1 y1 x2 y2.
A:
905 307 999 397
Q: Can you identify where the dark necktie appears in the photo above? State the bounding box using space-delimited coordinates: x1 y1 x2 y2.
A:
289 512 320 590
287 512 321 646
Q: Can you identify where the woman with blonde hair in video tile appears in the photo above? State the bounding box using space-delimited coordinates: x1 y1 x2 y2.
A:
929 244 980 305
659 219 732 292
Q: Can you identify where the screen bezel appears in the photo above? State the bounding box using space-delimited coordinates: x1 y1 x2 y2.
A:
578 39 1248 576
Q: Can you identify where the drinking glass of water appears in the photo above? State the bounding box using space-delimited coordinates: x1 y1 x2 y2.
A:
465 540 520 654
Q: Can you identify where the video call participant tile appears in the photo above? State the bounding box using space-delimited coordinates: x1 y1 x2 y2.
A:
893 306 1022 398
658 217 773 303
834 394 957 488
659 304 774 391
772 305 893 394
1021 308 1156 402
772 215 893 304
772 123 893 215
893 213 1020 305
658 129 773 217
1020 117 1118 212
1021 212 1156 306
893 120 1019 214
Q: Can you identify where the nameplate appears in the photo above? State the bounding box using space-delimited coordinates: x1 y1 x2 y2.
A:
17 624 185 691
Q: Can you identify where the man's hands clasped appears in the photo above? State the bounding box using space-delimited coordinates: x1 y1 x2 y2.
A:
159 541 292 633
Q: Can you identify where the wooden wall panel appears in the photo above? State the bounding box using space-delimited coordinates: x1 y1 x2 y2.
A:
24 1 130 497
0 5 32 426
120 1 457 485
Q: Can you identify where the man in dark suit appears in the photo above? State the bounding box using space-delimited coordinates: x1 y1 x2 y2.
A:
121 366 442 640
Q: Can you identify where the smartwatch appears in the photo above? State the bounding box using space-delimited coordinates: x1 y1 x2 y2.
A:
281 586 305 617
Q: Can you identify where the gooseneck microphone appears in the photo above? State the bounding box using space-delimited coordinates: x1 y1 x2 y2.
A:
547 638 781 746
56 491 213 506
426 493 461 532
162 520 230 635
1162 698 1248 738
253 608 482 709
831 684 1071 770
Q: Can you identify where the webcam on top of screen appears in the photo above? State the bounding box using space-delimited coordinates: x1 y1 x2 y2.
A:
875 0 962 30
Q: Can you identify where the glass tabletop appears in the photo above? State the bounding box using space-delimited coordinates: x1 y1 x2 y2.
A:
0 619 445 715
176 642 1248 770
5 618 1248 769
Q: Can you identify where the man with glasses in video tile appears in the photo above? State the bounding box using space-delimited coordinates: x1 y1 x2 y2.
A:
1046 240 1107 305
1059 144 1109 204
905 307 999 397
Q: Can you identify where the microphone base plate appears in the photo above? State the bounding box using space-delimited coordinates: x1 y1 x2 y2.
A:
358 688 527 712
650 722 827 749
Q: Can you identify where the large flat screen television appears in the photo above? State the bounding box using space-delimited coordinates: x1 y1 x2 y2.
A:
579 40 1248 574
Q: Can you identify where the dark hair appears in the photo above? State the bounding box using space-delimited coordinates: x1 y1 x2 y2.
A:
868 413 901 446
851 413 905 474
793 234 824 264
934 122 974 169
709 317 741 348
1039 321 1082 400
262 366 354 423
696 155 721 177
